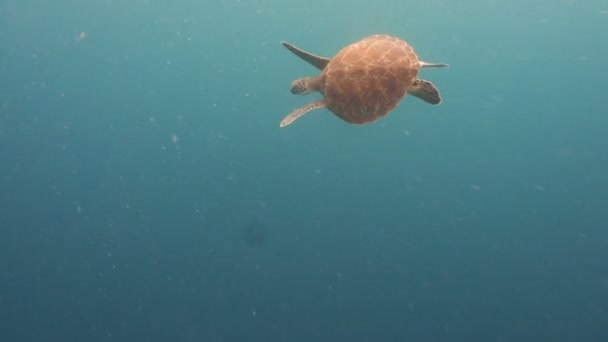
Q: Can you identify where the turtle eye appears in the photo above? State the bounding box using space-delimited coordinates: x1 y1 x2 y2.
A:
290 83 303 94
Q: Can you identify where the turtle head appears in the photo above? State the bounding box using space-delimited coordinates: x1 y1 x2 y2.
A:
290 77 320 95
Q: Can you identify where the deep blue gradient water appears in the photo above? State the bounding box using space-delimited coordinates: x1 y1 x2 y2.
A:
1 0 607 341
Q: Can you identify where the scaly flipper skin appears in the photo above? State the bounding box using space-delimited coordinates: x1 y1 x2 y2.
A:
280 100 327 127
409 79 442 105
281 41 331 70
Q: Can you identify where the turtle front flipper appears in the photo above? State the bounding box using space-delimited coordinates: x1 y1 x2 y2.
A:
280 100 327 127
409 79 442 105
281 41 331 70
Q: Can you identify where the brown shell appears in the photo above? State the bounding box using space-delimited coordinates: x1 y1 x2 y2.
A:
320 35 420 124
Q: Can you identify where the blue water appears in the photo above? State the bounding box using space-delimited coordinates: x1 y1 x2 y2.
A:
1 0 607 341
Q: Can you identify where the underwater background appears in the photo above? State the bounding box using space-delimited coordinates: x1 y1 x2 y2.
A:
1 0 607 341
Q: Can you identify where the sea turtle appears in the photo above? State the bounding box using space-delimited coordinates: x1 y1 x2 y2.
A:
279 34 448 127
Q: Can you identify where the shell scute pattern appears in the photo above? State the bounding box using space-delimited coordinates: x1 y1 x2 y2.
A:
321 35 419 124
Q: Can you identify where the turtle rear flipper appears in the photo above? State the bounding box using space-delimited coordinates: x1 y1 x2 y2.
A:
409 79 442 105
419 61 449 68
